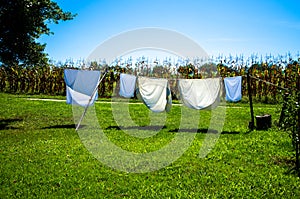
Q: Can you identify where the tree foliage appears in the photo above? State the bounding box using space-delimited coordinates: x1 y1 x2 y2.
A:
279 66 300 176
0 0 76 66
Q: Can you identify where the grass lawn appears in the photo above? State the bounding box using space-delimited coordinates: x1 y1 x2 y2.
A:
0 93 300 198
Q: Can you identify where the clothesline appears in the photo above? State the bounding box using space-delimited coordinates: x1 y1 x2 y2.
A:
63 69 240 130
246 75 289 91
121 74 289 92
127 73 290 91
64 69 296 131
118 73 242 103
119 74 233 111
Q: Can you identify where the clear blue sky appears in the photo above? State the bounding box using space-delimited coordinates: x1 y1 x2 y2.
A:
39 0 300 62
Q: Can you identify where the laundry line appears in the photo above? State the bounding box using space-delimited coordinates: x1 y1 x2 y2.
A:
242 74 290 91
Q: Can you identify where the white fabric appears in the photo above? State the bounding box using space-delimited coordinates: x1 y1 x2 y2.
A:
66 86 98 107
178 78 221 110
64 69 78 88
224 76 242 102
119 73 137 98
64 69 101 106
136 76 172 113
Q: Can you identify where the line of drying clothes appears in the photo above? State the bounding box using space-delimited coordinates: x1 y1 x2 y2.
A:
119 73 242 112
63 70 242 112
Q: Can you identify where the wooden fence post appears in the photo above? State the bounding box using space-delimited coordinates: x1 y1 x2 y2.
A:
297 74 300 177
247 72 255 130
278 92 289 127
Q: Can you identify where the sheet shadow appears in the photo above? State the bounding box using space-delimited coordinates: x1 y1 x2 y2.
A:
0 118 23 130
42 124 81 129
106 125 167 131
169 128 240 134
105 125 240 134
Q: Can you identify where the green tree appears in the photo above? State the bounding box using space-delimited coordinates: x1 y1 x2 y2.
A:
0 0 76 67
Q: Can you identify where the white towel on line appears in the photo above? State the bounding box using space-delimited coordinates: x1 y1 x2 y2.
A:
119 73 137 98
178 78 221 110
136 76 172 113
224 76 242 102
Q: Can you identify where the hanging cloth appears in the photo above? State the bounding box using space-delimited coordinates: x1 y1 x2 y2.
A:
64 69 101 106
119 73 137 98
224 76 242 102
136 76 172 113
178 78 221 110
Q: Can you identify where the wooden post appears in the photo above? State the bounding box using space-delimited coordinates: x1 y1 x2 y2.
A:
247 72 255 130
297 74 300 177
278 92 289 127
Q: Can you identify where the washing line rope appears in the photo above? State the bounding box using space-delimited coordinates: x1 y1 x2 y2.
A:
124 72 293 91
242 74 290 91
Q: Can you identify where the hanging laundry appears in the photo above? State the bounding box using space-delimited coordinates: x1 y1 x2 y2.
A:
66 86 98 106
119 73 137 98
64 69 101 106
224 76 242 102
136 76 172 113
178 78 221 110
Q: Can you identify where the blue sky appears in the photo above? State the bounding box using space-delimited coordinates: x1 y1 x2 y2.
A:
39 0 300 63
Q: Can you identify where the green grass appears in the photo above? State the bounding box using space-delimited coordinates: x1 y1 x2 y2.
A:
1 93 300 198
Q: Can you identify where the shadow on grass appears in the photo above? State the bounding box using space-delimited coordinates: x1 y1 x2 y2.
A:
270 155 299 176
169 128 240 134
106 125 240 134
106 125 167 131
42 124 78 129
0 118 23 130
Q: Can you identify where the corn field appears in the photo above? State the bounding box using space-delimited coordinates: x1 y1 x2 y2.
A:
0 56 299 103
0 65 65 95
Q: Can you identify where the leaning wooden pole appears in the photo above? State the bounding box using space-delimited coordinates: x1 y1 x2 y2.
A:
75 71 107 131
247 72 255 130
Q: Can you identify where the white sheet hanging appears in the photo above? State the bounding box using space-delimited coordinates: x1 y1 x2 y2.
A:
136 76 172 113
64 69 101 106
66 86 98 107
178 78 221 110
224 76 242 102
119 73 137 98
